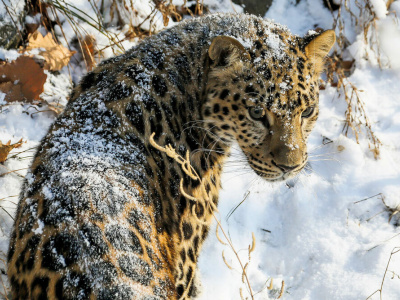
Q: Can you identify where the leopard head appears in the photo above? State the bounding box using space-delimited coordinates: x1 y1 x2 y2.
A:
203 29 336 181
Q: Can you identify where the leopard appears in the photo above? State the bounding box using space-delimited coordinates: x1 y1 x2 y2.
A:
7 13 335 300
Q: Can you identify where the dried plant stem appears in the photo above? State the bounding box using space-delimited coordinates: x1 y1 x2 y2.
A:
149 133 254 300
325 54 381 159
366 247 400 300
249 232 256 257
222 250 233 270
277 280 285 299
353 193 384 204
267 278 273 290
0 195 18 202
212 215 254 299
1 206 14 221
0 168 28 178
216 224 227 245
0 255 9 299
325 0 387 159
381 195 400 223
0 0 24 46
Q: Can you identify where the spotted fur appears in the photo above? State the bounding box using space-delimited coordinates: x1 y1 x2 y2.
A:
8 13 335 300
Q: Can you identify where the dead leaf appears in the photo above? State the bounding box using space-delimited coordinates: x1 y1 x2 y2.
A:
26 31 76 71
82 35 96 71
0 56 47 102
26 22 39 34
0 139 24 163
337 145 345 152
341 60 355 72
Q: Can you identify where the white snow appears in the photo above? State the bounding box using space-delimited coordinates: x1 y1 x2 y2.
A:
0 93 6 105
33 219 44 234
369 0 388 19
1 0 400 299
0 49 20 62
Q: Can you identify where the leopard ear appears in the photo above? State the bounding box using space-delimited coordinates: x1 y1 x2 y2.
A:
305 30 336 72
209 36 250 66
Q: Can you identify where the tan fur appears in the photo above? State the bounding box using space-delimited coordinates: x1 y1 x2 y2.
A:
305 30 336 73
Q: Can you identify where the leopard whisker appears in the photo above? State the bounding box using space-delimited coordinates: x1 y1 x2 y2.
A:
309 158 341 163
308 151 341 157
308 142 332 152
303 165 331 184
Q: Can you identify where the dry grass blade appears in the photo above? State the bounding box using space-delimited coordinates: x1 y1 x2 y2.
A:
222 250 233 270
226 190 250 221
1 206 14 221
268 278 273 290
216 223 227 245
7 147 37 160
242 263 249 283
239 287 245 300
0 195 18 202
249 232 256 254
0 168 28 178
248 232 256 261
277 280 285 299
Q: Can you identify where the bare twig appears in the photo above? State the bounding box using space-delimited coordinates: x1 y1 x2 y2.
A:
326 1 385 159
0 0 24 46
0 255 9 299
0 168 28 178
354 193 384 204
366 247 400 300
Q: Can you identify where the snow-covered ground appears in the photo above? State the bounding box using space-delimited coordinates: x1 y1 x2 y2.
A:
1 0 400 299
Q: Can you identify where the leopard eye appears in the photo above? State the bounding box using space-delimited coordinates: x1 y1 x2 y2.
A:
248 106 265 120
301 107 315 118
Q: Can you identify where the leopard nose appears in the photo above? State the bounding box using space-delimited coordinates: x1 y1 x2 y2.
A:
276 164 300 173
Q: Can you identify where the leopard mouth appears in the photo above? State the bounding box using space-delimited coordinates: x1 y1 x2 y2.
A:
248 158 306 181
247 159 284 181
